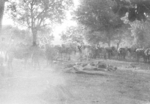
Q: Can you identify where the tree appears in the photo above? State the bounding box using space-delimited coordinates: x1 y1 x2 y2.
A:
85 31 107 45
75 0 125 47
7 0 73 46
61 25 87 45
61 25 89 60
112 0 150 48
0 0 7 31
130 21 150 48
120 9 150 48
112 0 150 22
111 24 132 48
38 29 54 47
0 26 31 52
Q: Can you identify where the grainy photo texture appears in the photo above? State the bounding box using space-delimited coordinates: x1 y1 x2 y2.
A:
0 0 150 104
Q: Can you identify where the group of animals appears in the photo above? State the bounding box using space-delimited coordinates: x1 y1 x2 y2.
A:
1 42 150 74
43 44 150 64
91 46 150 63
0 43 79 70
0 45 45 70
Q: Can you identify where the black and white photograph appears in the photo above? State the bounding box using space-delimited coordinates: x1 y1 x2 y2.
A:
0 0 150 104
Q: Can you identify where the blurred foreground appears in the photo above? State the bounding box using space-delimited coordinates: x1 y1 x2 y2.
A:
0 59 150 104
0 62 75 104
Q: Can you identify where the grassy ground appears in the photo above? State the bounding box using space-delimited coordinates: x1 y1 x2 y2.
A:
0 59 150 104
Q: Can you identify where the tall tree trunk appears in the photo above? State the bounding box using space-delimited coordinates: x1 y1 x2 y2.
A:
32 28 37 46
0 0 5 31
116 40 121 50
108 41 111 47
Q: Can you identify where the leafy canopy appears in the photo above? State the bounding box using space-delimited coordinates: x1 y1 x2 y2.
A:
75 0 126 45
112 0 150 22
7 0 73 29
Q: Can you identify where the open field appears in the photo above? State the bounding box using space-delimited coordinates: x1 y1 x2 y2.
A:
0 59 150 104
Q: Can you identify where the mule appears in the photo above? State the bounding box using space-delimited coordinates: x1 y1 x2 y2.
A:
105 47 118 59
31 46 46 70
144 48 150 63
6 48 32 70
135 48 147 62
118 48 128 60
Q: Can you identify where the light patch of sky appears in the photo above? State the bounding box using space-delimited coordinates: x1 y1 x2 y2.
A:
52 20 77 45
12 0 21 4
2 14 14 26
73 0 80 9
3 14 27 30
51 0 80 45
3 1 20 27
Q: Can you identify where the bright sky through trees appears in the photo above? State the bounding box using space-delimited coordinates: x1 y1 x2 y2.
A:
2 0 80 45
52 0 80 45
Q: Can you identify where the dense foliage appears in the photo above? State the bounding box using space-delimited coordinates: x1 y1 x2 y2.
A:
75 0 129 46
112 0 150 22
